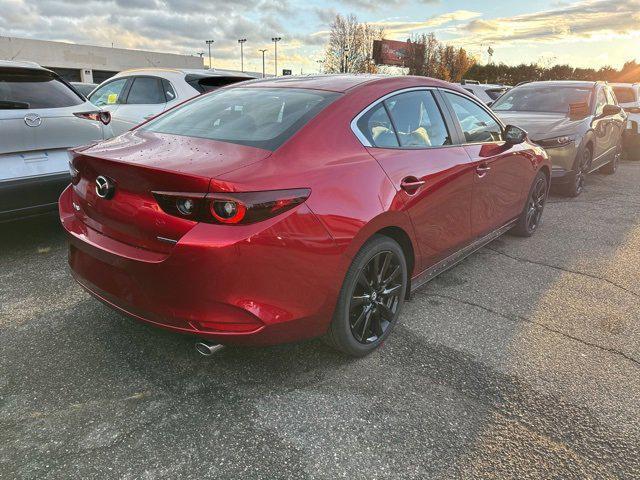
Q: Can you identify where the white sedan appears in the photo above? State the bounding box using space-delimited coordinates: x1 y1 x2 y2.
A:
88 68 254 136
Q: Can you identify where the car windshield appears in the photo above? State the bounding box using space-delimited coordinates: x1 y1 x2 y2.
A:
612 87 636 104
492 86 593 114
142 87 339 150
0 70 84 109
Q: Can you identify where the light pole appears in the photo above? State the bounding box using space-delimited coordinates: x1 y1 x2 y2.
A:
272 37 281 76
205 39 214 69
238 38 247 72
259 49 268 78
343 47 349 74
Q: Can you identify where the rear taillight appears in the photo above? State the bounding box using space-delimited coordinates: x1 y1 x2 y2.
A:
69 160 80 185
152 189 311 225
74 111 111 125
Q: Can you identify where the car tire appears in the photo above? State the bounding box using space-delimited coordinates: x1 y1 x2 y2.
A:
510 171 548 237
600 150 620 175
560 147 590 197
324 235 408 357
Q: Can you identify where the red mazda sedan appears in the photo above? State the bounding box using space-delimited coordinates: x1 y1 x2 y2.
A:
59 75 550 356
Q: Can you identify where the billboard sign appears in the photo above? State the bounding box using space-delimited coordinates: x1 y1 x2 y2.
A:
372 39 422 67
282 69 292 76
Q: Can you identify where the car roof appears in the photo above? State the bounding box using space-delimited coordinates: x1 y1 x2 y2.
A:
517 80 599 88
0 60 52 72
238 74 466 94
114 67 253 78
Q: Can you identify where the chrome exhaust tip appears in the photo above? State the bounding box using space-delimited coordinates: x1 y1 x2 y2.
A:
195 340 225 356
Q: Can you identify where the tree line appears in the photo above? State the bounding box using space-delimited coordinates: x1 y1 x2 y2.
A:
464 61 640 85
322 14 639 85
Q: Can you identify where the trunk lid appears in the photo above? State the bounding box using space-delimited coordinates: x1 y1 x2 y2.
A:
71 130 271 252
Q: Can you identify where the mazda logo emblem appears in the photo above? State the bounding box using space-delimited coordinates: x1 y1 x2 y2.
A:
95 175 115 199
24 113 42 127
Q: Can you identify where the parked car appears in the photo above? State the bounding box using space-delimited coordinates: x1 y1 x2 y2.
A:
71 82 97 98
60 75 550 356
458 80 510 104
0 61 112 221
493 81 625 197
611 82 640 160
87 68 253 136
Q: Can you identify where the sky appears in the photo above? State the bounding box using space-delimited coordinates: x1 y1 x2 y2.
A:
0 0 638 74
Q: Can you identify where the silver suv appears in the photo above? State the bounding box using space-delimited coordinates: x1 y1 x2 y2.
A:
0 61 113 221
493 81 626 197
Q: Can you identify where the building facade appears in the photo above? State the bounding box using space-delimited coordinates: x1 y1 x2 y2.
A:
0 36 204 83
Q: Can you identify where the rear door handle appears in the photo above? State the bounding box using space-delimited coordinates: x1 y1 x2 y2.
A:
476 164 491 177
400 178 426 193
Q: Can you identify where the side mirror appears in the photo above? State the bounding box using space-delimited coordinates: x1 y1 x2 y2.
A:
602 104 622 117
504 124 527 145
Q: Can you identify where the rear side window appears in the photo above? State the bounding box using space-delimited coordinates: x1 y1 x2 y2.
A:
385 91 450 147
126 77 165 104
356 103 399 148
0 70 83 109
143 87 339 151
162 79 176 101
486 88 507 100
595 89 607 116
444 92 503 143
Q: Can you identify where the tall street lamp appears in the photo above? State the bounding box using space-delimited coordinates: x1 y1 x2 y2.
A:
259 49 268 78
272 37 281 76
205 39 214 69
238 38 247 72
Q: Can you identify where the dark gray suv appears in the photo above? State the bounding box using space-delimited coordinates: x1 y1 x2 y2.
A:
493 81 626 196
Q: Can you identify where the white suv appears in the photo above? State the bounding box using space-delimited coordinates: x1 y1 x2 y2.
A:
88 68 253 136
0 61 113 221
457 80 510 105
611 83 640 160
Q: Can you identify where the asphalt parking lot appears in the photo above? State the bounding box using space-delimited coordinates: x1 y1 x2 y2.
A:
1 163 639 479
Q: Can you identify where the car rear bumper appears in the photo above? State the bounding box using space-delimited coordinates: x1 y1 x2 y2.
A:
0 172 70 221
59 185 344 346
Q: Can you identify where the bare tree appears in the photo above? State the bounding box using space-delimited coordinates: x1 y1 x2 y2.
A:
323 14 384 74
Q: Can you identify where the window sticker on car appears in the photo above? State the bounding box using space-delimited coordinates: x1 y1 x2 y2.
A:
107 93 118 104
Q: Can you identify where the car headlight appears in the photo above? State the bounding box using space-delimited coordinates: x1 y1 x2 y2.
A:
536 135 576 148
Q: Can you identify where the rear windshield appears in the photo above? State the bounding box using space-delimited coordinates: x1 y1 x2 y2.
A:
142 87 340 150
492 86 593 114
612 87 636 104
0 70 84 109
186 75 250 93
486 88 508 100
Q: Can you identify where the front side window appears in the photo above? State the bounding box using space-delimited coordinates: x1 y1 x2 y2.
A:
595 88 607 116
385 91 450 147
612 86 636 104
143 87 339 151
89 78 128 107
126 77 165 105
444 92 503 143
492 86 593 114
0 70 83 109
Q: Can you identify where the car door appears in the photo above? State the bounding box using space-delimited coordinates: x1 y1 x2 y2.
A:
355 88 475 271
116 76 168 133
605 87 624 157
441 90 529 238
591 87 611 167
87 77 129 135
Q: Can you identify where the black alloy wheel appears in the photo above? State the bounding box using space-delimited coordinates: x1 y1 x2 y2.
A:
563 148 590 197
349 251 403 344
511 171 548 237
525 176 547 233
324 235 408 357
